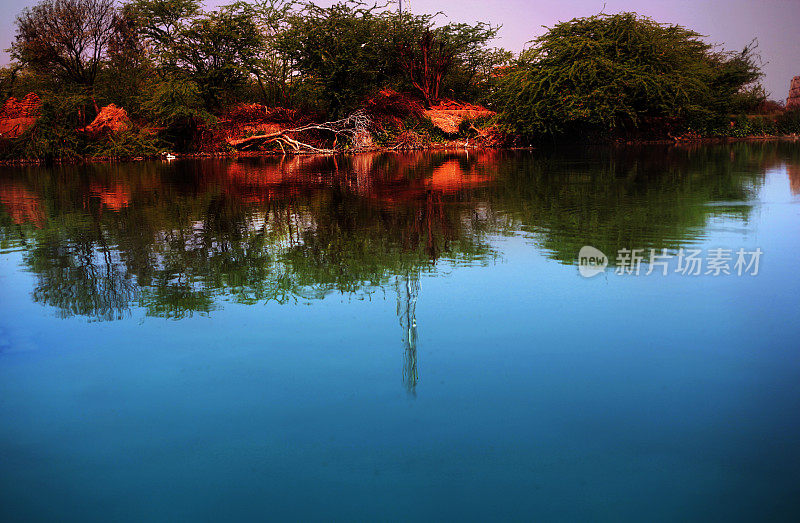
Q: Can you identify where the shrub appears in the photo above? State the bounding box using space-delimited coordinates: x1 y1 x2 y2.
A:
494 12 762 140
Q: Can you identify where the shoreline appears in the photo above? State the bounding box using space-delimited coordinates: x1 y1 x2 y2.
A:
1 135 798 166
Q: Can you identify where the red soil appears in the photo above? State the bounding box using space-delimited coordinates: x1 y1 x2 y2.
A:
81 104 132 137
0 93 42 139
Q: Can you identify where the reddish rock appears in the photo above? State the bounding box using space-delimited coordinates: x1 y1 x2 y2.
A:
81 104 132 137
0 93 42 139
787 76 800 110
424 100 495 134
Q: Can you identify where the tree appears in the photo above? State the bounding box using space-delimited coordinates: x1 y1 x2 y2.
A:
706 40 764 115
249 0 295 105
276 1 398 116
124 0 266 109
397 19 499 106
11 0 118 103
140 73 212 149
173 2 266 108
493 12 763 139
276 2 502 115
123 0 200 68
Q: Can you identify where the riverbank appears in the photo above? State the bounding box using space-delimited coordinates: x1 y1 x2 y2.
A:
4 136 800 166
16 134 800 165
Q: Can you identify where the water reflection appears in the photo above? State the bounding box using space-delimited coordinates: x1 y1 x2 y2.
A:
396 272 419 396
2 143 796 383
2 144 794 321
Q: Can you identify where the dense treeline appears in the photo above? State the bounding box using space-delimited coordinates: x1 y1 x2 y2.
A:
0 1 797 160
1 0 510 158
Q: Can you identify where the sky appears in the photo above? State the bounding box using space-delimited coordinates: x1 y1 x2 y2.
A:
2 0 799 100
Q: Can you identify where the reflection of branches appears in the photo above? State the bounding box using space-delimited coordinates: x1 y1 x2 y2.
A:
404 190 452 258
396 271 419 396
3 152 501 321
28 235 137 321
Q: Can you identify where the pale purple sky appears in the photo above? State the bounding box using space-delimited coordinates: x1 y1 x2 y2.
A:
2 0 799 100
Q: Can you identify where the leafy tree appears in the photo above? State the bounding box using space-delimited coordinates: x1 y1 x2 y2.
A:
493 12 763 139
442 46 513 104
706 40 764 115
95 9 152 114
396 18 499 105
173 2 266 108
124 0 266 109
0 66 21 99
123 0 201 68
249 0 295 105
276 1 398 116
140 74 213 149
11 0 118 108
4 90 91 160
276 2 502 115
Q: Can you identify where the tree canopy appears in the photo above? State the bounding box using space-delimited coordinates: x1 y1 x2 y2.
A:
493 12 764 139
11 0 117 98
275 3 500 115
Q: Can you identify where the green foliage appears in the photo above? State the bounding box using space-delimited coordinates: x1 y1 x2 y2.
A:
493 12 764 140
141 75 210 126
127 0 265 109
248 0 295 106
275 2 398 117
0 66 21 99
276 2 502 116
123 0 201 64
444 47 513 104
0 89 163 160
2 1 788 158
777 109 800 135
395 14 500 105
95 9 152 116
86 131 163 158
1 91 91 161
173 2 266 108
140 75 214 149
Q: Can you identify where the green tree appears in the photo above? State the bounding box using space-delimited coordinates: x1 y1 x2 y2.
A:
396 17 499 105
276 1 398 116
140 74 212 149
172 2 266 108
249 0 295 105
125 0 265 109
276 2 502 115
493 12 763 140
123 0 201 68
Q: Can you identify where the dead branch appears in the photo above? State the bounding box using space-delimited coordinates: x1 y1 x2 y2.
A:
229 110 373 153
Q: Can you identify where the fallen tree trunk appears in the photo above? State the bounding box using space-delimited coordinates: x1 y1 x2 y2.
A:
228 111 372 153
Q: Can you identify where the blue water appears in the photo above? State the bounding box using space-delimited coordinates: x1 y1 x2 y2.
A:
1 145 799 520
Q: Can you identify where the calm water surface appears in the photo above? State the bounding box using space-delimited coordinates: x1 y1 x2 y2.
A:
1 144 799 520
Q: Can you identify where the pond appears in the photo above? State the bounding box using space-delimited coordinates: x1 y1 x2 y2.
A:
1 144 799 520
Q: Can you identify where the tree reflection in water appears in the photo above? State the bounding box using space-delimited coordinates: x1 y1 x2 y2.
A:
396 271 419 396
2 142 793 388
